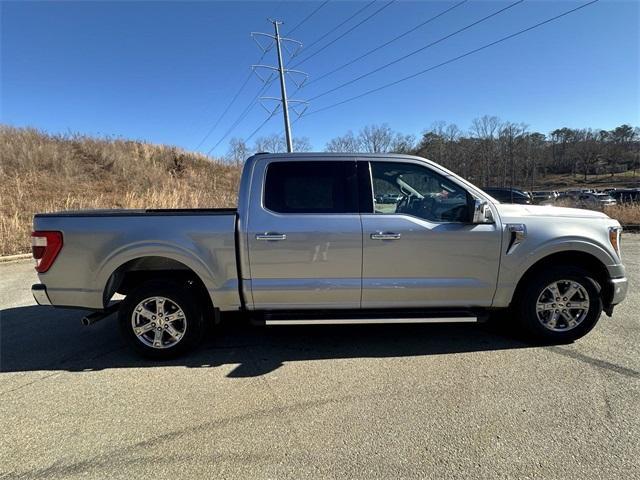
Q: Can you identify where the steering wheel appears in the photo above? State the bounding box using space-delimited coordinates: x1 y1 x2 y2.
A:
396 186 415 212
413 196 437 219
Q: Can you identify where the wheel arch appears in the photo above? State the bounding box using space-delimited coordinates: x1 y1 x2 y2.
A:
103 255 214 317
510 250 612 308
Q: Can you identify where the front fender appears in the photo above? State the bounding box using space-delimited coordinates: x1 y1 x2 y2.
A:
493 234 618 308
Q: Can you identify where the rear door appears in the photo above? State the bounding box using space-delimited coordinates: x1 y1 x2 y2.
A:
246 159 362 309
360 159 502 309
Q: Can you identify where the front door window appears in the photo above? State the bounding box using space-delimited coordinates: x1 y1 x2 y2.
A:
370 162 471 222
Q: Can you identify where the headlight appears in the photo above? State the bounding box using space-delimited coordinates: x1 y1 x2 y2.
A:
609 226 622 259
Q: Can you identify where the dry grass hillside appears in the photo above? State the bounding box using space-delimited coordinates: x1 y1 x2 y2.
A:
0 125 241 255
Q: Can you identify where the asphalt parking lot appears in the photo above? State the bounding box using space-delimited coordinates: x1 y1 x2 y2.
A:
1 237 639 479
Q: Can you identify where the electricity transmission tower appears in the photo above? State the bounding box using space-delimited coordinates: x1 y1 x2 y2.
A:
251 20 308 152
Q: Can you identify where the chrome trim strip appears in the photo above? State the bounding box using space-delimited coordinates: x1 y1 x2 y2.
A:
266 317 477 325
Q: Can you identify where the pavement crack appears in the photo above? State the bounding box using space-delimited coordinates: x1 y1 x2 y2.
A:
0 371 62 397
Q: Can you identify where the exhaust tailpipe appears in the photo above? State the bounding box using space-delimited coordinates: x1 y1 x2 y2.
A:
81 303 120 326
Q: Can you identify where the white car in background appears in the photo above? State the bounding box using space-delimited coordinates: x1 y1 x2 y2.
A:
577 192 617 209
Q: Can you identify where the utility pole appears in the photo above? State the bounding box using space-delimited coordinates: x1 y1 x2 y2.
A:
252 21 308 153
273 21 293 152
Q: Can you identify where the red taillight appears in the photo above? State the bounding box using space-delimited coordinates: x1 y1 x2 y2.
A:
31 231 63 273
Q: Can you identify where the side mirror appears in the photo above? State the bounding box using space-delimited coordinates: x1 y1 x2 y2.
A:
472 199 493 224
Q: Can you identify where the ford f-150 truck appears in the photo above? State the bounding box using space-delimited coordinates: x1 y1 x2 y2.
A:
31 153 628 358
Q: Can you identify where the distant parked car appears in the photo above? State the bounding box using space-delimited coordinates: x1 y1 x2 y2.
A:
577 193 617 209
610 189 640 204
531 191 556 204
561 190 584 199
482 187 532 204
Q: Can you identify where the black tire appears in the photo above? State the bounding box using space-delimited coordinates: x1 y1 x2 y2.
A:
515 265 603 343
118 280 205 359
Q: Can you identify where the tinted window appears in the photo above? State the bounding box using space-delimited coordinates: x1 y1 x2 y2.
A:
264 161 358 214
370 161 471 222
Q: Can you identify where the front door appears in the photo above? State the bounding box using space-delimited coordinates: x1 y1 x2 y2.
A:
361 160 502 309
246 159 363 309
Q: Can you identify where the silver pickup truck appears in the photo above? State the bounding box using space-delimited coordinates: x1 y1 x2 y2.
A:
31 153 628 358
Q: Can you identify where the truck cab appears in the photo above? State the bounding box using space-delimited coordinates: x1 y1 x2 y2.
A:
238 154 501 310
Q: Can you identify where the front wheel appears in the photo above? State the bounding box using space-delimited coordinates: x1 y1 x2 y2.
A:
515 266 603 343
118 280 205 358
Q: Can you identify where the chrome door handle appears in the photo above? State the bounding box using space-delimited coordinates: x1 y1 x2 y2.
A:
256 233 287 241
370 232 401 240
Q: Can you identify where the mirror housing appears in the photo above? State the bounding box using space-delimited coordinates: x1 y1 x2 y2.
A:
472 199 494 224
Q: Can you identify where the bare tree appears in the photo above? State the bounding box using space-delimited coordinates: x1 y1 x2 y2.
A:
253 134 312 153
498 122 528 188
359 124 394 153
471 115 501 186
574 129 603 180
293 136 313 152
254 134 285 153
390 133 416 153
325 130 361 152
226 137 249 167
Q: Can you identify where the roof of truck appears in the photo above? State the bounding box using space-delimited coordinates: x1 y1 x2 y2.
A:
247 152 427 161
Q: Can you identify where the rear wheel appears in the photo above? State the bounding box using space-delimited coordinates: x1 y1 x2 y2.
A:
515 266 603 343
118 280 205 358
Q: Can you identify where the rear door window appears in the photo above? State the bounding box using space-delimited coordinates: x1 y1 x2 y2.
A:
264 161 358 214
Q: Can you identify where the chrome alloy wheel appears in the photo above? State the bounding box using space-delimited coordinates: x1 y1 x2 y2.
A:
131 296 187 349
535 280 590 332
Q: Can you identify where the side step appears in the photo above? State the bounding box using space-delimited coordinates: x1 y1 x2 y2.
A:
260 309 483 326
265 317 477 326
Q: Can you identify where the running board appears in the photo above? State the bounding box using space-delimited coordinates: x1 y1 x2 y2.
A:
265 316 478 326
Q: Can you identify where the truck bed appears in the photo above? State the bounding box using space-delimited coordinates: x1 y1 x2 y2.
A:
33 209 240 310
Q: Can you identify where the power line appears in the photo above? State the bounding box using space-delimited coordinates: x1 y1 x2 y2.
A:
246 104 282 143
290 0 397 69
304 0 600 117
302 1 376 53
286 0 331 35
307 0 525 102
307 0 468 87
206 77 274 155
194 50 268 151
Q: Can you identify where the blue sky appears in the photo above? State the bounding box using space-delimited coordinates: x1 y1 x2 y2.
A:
1 0 638 157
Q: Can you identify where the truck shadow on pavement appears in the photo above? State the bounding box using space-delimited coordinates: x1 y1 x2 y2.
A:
1 305 531 376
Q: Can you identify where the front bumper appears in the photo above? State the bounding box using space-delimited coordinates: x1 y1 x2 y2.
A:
32 284 51 306
609 277 628 305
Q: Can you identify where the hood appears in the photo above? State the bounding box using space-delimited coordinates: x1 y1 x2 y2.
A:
494 203 610 220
